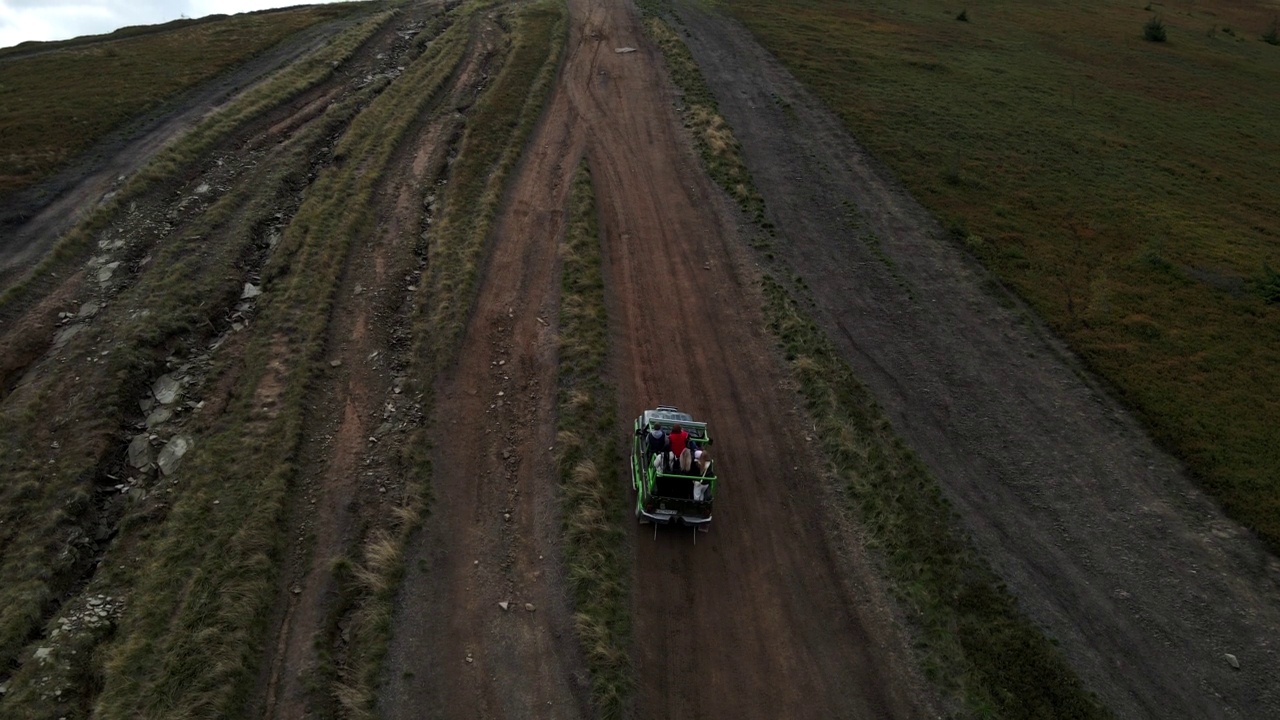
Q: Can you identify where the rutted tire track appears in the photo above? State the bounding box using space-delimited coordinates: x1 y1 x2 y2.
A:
0 5 436 714
257 10 504 717
567 0 925 715
383 0 929 717
380 15 592 720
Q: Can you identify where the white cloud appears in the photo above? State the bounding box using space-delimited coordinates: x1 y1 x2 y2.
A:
0 0 350 50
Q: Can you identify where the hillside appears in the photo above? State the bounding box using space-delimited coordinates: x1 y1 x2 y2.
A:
1 1 1277 718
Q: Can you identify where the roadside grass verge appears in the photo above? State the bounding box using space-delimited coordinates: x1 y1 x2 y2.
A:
0 2 372 194
555 162 632 717
638 6 766 227
762 276 1108 718
85 14 469 719
723 0 1280 550
641 2 1107 714
334 2 568 716
0 7 396 313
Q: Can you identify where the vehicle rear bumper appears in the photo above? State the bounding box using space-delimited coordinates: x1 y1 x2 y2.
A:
640 510 711 526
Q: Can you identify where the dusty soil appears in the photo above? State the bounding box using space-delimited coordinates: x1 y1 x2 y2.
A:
671 2 1280 718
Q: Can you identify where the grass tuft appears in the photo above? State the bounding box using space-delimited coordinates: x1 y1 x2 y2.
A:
1263 18 1280 45
1144 15 1168 42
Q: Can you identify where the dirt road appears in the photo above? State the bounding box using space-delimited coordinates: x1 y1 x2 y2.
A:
672 2 1280 717
382 0 929 717
10 0 1275 716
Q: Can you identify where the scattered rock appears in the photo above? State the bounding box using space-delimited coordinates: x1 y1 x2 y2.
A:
503 513 511 522
241 283 262 299
78 301 101 319
152 374 181 405
464 654 473 664
330 359 343 368
615 46 636 53
53 324 83 348
157 435 194 476
34 647 52 661
146 407 173 429
194 182 211 195
292 586 302 595
499 601 510 611
96 261 121 284
1225 653 1240 670
524 603 536 612
127 434 153 469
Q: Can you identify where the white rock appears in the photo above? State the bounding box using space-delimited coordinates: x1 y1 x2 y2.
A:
615 47 636 53
157 435 194 476
1225 653 1240 670
524 603 535 612
152 374 181 405
241 283 262 299
498 601 509 611
127 434 153 469
34 647 52 661
96 261 121 283
146 407 173 428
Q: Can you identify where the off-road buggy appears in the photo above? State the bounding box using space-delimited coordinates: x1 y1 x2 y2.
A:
631 405 717 536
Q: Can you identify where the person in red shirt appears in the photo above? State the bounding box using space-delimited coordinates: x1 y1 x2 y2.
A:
668 424 689 459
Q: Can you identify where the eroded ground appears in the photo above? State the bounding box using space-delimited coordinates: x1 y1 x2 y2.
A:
2 0 1277 718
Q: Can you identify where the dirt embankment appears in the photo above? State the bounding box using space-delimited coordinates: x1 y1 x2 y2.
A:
672 2 1280 718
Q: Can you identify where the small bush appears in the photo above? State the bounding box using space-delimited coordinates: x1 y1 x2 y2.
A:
1263 18 1279 45
1256 264 1280 304
956 9 969 22
1144 16 1167 42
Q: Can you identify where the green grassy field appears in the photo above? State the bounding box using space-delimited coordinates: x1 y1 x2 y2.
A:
0 2 371 194
724 0 1280 549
